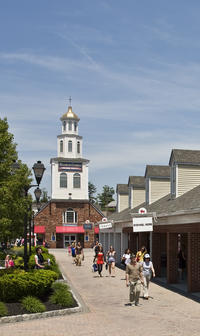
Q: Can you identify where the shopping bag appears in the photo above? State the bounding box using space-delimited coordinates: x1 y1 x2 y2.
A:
92 263 98 272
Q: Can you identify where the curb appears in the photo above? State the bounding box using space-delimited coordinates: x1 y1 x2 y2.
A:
0 275 82 324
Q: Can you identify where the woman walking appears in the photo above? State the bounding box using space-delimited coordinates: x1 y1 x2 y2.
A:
107 246 116 277
136 246 147 263
142 253 155 299
96 245 105 277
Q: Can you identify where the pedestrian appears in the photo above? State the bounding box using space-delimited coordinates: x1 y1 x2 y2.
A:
93 240 100 261
67 243 71 256
5 255 14 268
71 242 76 263
177 245 186 281
75 241 83 266
34 247 45 269
95 245 105 277
142 253 155 299
107 245 116 277
136 246 147 263
121 248 131 279
126 254 144 306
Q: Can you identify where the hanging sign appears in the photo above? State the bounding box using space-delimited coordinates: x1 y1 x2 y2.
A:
138 207 147 214
133 217 153 232
99 222 112 230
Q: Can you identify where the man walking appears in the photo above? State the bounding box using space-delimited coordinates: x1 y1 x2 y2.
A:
126 254 144 306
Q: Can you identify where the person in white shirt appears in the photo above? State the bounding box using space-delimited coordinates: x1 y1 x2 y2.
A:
142 253 155 299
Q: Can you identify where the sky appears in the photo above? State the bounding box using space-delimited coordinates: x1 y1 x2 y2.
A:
1 1 200 198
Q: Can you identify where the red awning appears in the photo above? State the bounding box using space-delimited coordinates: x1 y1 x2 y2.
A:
94 227 99 234
56 226 85 234
34 226 45 234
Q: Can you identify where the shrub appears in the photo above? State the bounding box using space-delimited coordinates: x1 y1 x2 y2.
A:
0 270 58 302
51 282 69 291
10 246 24 257
50 288 75 308
21 296 45 313
0 302 8 317
14 256 24 268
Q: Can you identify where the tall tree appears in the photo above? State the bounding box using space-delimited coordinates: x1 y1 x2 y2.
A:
0 118 32 242
97 185 115 210
40 188 49 203
88 182 97 204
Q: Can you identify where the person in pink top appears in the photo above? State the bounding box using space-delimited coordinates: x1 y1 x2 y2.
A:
5 255 14 268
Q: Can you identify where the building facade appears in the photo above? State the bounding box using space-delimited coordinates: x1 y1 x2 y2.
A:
34 104 103 247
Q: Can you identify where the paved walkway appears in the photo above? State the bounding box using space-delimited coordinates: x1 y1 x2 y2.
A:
1 249 200 336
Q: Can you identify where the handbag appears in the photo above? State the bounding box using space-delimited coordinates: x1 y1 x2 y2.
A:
92 263 98 272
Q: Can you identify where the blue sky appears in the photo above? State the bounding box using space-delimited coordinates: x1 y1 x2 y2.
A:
1 1 200 198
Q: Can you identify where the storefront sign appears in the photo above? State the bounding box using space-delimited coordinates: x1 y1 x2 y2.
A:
132 217 153 232
83 223 93 230
58 162 82 172
99 222 112 230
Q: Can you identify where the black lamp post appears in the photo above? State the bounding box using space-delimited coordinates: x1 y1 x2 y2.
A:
24 161 45 270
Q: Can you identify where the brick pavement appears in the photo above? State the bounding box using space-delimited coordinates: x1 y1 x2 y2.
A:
0 248 200 336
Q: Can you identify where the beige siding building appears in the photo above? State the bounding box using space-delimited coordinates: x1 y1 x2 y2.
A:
116 184 129 212
128 176 145 209
145 165 170 204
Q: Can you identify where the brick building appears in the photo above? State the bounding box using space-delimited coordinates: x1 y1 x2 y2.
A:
34 103 103 248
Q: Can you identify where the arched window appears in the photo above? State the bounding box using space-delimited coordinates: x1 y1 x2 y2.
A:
63 208 78 223
77 141 80 154
73 173 81 188
63 121 66 131
68 140 72 152
60 173 67 188
60 140 63 152
68 121 72 131
74 122 77 131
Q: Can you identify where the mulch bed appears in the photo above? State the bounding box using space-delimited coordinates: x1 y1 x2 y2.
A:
4 291 78 316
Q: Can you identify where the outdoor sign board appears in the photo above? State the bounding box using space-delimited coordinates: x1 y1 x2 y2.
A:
99 222 112 230
83 223 93 230
132 217 153 232
58 162 82 172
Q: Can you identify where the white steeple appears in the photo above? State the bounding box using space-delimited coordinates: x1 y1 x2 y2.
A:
50 101 89 200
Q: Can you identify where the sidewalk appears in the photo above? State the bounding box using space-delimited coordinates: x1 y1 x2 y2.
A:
1 248 200 336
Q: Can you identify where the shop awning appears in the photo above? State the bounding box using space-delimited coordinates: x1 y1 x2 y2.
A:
34 226 45 234
94 227 99 234
56 226 85 234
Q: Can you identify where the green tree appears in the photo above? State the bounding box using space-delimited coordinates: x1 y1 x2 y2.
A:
97 185 115 210
88 182 97 204
40 188 49 203
0 118 32 242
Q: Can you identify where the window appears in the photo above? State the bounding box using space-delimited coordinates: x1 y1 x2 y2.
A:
77 141 80 154
73 173 81 188
68 121 72 131
63 208 78 223
60 173 67 188
68 140 72 152
74 122 77 131
60 140 63 152
63 121 66 131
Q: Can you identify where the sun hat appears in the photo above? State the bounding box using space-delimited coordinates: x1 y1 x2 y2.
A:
144 253 150 259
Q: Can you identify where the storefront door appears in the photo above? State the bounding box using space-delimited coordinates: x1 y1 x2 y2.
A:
64 234 76 248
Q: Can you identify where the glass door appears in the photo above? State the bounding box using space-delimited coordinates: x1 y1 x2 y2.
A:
64 235 76 248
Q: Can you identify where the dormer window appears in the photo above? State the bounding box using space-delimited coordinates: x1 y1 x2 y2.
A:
60 140 63 152
68 140 72 152
77 141 80 154
68 121 72 131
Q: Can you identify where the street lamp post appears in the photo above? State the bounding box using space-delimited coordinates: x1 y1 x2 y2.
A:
24 161 45 270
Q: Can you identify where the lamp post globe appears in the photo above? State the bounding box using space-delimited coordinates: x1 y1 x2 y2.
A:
34 187 42 203
32 161 46 186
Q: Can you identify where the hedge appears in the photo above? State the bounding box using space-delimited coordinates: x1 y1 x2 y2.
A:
0 270 58 302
